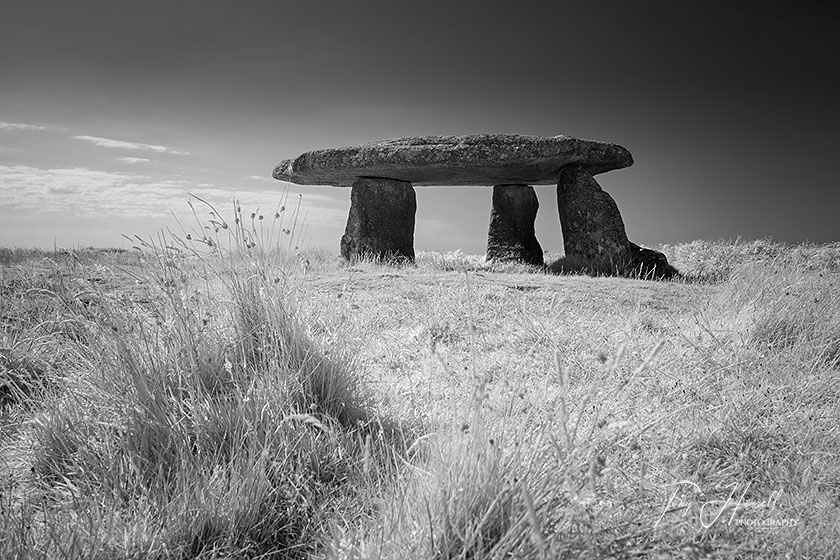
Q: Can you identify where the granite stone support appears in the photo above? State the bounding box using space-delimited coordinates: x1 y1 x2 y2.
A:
557 164 631 265
486 184 544 266
340 177 416 262
557 165 676 278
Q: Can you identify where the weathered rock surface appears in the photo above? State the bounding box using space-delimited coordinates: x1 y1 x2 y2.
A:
340 177 416 262
486 184 544 266
273 134 633 187
557 165 631 262
557 165 676 278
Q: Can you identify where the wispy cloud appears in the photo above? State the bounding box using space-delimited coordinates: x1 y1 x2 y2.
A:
74 135 189 155
245 175 273 182
118 157 151 164
0 164 347 227
0 121 49 131
0 164 189 218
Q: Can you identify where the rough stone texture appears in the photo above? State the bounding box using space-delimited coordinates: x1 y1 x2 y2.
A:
557 165 676 278
486 184 544 266
557 164 631 262
273 134 633 187
339 177 416 262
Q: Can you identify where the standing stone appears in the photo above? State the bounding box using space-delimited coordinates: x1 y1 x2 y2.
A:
557 164 631 267
340 177 416 262
556 165 676 278
486 184 544 266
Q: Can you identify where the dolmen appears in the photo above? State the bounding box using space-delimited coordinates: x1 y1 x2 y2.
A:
273 134 675 278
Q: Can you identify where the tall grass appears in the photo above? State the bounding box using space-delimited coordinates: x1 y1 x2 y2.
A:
319 238 840 558
0 198 406 558
2 233 838 558
334 342 671 559
659 237 840 281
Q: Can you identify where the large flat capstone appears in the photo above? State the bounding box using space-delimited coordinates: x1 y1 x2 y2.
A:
273 134 633 187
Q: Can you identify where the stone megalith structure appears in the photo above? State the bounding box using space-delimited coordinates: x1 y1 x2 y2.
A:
486 184 543 266
273 134 674 277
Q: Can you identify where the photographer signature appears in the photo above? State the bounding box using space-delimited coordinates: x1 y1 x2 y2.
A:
655 480 787 530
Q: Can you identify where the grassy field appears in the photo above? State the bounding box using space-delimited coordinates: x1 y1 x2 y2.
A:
1 220 839 558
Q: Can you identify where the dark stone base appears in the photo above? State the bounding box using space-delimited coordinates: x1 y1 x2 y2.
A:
627 243 679 279
486 184 544 266
340 177 416 262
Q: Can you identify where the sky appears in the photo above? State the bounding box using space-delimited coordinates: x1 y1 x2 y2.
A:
1 1 838 254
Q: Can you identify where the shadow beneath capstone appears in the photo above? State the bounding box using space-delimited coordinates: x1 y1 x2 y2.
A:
336 247 684 281
338 252 418 269
545 253 682 281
